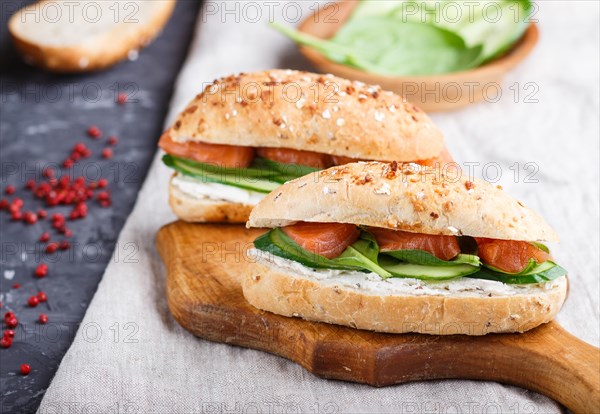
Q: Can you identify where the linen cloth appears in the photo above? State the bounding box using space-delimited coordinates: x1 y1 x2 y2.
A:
38 2 599 413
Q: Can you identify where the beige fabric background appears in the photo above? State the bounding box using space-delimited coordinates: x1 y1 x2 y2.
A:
38 2 599 413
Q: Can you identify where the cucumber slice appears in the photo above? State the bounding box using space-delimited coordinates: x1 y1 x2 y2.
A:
380 256 480 280
164 155 278 178
483 258 555 276
520 261 555 275
383 249 480 267
194 171 281 193
252 158 319 184
468 262 567 285
164 155 280 193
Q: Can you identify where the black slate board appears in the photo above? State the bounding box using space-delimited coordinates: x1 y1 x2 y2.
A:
0 1 201 412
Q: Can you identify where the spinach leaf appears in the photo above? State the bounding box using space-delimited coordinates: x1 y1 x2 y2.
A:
353 0 533 64
254 228 361 271
330 231 392 278
272 19 482 76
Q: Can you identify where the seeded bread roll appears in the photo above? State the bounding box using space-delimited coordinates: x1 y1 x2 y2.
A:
242 251 568 335
166 70 444 161
247 162 559 242
9 0 176 73
169 182 252 224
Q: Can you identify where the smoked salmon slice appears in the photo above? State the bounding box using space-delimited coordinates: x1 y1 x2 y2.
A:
282 222 360 259
475 238 551 273
416 145 455 167
256 148 332 169
330 146 455 168
369 228 460 261
159 132 254 168
331 155 364 165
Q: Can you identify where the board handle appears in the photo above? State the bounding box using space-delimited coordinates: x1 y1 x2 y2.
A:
498 322 599 413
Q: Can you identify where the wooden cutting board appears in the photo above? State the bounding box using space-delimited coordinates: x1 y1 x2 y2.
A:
156 221 600 413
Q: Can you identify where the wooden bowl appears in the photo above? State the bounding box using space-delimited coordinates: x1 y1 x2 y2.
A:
297 1 539 112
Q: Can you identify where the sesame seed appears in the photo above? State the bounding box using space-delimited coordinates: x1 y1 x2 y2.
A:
374 111 385 122
322 109 331 119
336 118 345 126
389 105 397 113
358 94 368 101
296 98 306 109
374 183 391 195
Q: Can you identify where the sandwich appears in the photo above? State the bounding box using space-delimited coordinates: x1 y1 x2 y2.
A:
244 162 568 335
159 70 449 223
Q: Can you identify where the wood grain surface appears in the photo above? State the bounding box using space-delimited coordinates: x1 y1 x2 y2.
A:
156 221 600 413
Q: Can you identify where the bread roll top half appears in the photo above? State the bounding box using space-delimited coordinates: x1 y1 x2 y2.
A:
248 162 558 242
166 70 444 161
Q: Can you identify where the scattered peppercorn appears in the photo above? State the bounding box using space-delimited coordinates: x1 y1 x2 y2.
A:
12 283 20 289
45 243 59 254
27 296 39 307
87 126 102 138
117 93 128 105
0 337 12 349
20 364 31 375
34 264 48 278
38 314 48 324
23 211 38 224
37 292 47 302
43 167 54 179
5 185 15 195
107 136 118 146
101 148 113 159
6 317 18 329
